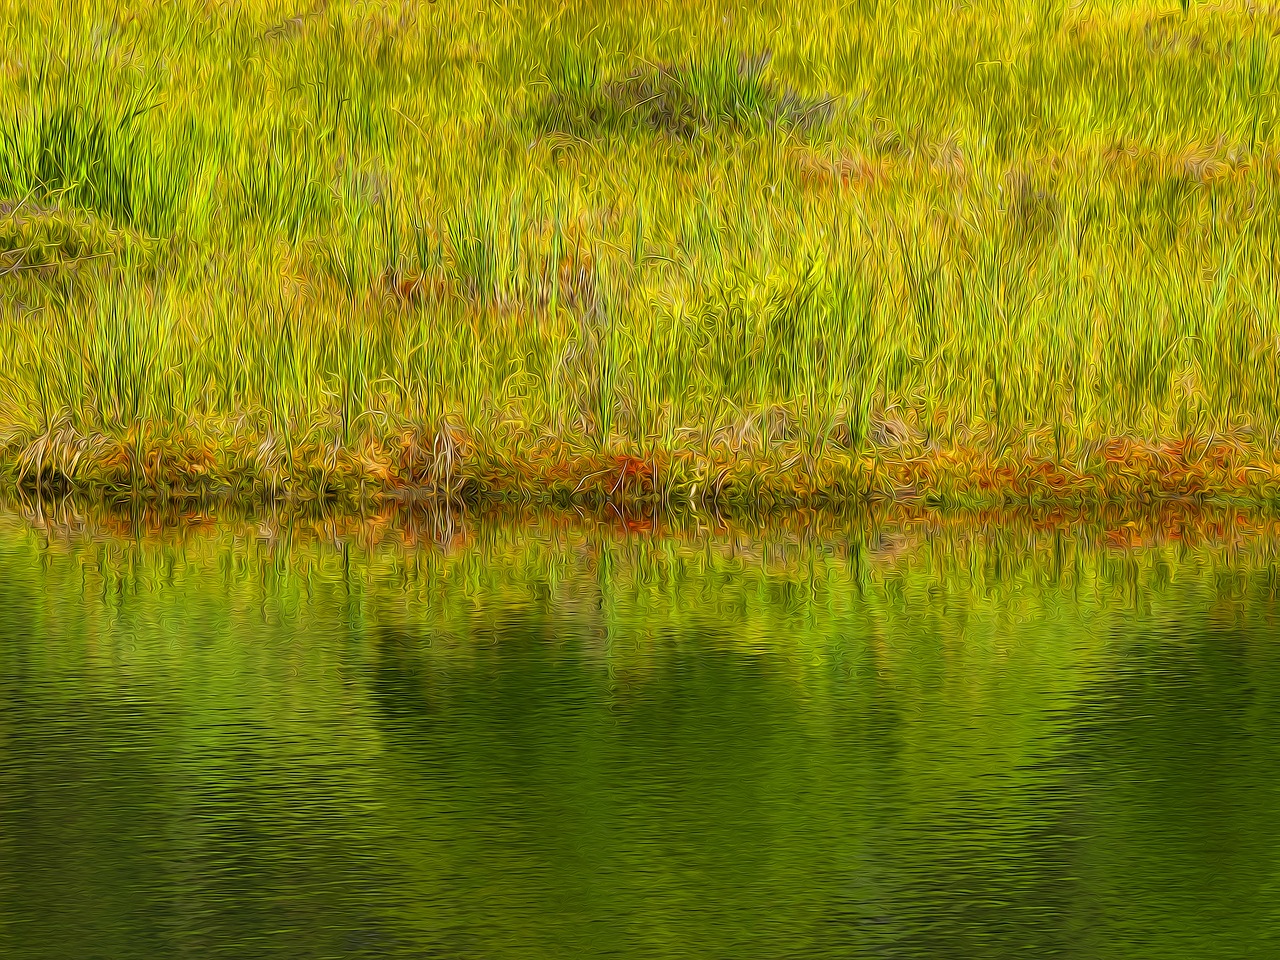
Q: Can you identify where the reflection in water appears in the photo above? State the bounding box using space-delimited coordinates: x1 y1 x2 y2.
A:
0 506 1277 958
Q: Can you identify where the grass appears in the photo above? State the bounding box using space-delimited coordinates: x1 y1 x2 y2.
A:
531 48 832 139
1 0 1279 509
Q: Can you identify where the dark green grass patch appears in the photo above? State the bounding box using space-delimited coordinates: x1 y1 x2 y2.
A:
1 106 138 224
0 104 184 233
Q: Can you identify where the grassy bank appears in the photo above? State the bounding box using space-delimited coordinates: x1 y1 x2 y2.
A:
2 0 1279 508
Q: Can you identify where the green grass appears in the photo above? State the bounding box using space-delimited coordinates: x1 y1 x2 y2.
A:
531 48 832 138
1 0 1279 506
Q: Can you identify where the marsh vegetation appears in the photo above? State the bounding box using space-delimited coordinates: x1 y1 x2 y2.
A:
1 0 1278 507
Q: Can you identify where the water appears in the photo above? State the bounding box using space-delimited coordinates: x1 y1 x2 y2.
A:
0 506 1277 959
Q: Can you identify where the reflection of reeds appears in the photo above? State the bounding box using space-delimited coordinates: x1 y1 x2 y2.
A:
10 494 1279 563
10 498 1280 696
1 4 1279 507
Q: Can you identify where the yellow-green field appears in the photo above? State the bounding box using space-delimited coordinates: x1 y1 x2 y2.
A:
2 0 1279 508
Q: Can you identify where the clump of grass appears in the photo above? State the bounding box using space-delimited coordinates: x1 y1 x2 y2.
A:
445 198 504 301
533 50 832 139
233 124 331 242
0 93 183 233
0 105 139 222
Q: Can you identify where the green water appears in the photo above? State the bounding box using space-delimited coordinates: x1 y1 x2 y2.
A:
0 510 1277 959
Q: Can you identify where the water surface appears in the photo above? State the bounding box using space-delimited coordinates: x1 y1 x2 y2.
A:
0 508 1277 958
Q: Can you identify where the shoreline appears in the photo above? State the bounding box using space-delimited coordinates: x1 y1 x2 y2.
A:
7 426 1280 514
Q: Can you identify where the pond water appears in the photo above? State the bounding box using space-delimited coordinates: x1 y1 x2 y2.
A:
0 507 1277 959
